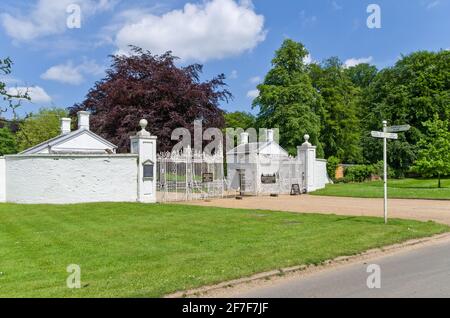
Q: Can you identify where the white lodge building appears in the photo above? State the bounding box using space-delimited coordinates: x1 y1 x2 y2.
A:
226 129 329 195
0 112 157 204
20 112 117 155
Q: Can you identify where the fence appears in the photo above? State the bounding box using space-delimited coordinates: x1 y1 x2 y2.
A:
259 156 305 195
156 147 225 202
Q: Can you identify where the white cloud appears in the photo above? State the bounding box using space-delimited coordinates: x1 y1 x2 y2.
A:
249 76 261 84
331 1 342 10
303 54 313 65
7 86 52 103
299 10 317 27
41 60 104 85
41 63 84 85
229 70 238 79
344 56 373 68
246 89 259 99
426 1 440 9
1 0 117 42
114 0 266 62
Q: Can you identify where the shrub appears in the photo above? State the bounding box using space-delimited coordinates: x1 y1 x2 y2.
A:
327 156 341 181
372 160 397 179
344 165 374 183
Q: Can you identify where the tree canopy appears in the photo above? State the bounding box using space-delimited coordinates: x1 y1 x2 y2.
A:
412 115 450 187
224 111 256 130
15 108 68 152
69 47 231 152
0 127 16 155
253 39 324 156
361 50 450 174
344 63 378 88
253 40 449 178
309 57 363 163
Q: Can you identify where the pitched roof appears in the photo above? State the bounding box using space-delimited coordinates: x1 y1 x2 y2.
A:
226 141 289 156
20 129 118 155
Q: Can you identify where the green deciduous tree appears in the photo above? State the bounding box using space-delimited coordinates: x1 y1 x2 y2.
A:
253 39 324 156
309 57 363 163
344 63 378 89
412 115 450 188
224 111 256 130
0 127 17 155
362 50 450 173
16 108 68 152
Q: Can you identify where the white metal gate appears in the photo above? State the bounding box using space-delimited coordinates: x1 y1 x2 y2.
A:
156 147 225 202
277 158 305 194
258 157 305 195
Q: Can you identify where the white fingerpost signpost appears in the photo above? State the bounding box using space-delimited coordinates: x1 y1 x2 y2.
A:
371 121 410 224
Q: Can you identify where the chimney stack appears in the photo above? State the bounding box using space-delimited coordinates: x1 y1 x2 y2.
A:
240 132 249 145
60 118 71 135
77 111 90 130
266 129 274 142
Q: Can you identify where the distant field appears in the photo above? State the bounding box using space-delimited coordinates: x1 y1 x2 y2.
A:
311 178 450 200
0 203 447 297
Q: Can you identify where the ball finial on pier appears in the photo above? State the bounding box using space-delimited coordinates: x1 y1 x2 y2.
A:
137 119 150 137
139 119 148 130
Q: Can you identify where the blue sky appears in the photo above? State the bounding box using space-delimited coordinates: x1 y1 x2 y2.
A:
1 0 449 118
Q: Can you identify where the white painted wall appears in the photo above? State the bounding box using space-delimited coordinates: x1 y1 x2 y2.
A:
314 159 329 190
0 157 5 202
5 155 138 204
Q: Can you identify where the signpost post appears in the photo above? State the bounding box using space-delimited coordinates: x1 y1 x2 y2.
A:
382 121 389 225
371 121 410 224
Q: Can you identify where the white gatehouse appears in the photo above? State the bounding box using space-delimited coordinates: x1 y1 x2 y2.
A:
226 130 330 196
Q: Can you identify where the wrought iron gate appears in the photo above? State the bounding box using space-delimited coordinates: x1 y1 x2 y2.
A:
258 157 305 195
277 158 305 194
156 147 225 202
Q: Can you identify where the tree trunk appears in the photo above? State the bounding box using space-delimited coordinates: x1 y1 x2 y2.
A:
438 173 441 188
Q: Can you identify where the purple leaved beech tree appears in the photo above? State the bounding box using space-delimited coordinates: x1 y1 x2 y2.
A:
69 46 231 152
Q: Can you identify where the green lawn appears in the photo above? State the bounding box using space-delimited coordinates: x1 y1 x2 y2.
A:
311 178 450 200
0 203 447 297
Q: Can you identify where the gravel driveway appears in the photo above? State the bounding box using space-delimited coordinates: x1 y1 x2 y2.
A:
184 195 450 225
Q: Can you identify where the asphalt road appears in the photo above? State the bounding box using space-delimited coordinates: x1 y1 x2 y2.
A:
216 239 450 298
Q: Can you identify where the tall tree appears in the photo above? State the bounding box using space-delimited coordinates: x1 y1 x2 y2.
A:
344 63 378 88
412 115 450 188
253 39 324 156
362 50 450 174
309 57 363 162
70 47 231 152
16 108 68 152
224 111 256 130
0 127 17 155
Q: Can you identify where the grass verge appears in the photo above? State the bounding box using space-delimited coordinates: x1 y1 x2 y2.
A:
0 202 447 297
311 178 450 200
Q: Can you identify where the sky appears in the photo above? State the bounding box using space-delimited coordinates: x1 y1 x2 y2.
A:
0 0 449 118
